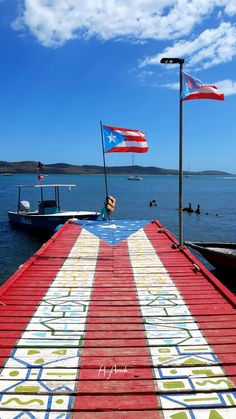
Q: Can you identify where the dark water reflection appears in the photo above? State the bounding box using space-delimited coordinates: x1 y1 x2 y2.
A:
0 222 46 286
210 269 236 295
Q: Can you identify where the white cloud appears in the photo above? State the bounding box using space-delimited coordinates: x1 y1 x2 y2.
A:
141 22 236 70
12 1 236 47
162 82 179 90
224 1 236 16
10 1 236 75
216 79 236 95
12 0 176 47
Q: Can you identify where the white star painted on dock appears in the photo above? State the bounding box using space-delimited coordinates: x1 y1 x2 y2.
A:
99 224 125 229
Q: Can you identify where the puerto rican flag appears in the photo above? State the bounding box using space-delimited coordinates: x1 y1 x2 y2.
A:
37 173 44 181
37 161 44 181
181 72 224 101
103 125 148 153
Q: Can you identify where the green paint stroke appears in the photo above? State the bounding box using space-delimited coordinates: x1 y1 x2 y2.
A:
184 396 219 402
9 371 19 377
226 394 235 405
34 358 45 364
15 385 40 393
170 412 188 419
2 398 44 406
196 379 233 388
27 350 40 355
209 410 224 419
52 349 67 355
163 381 185 389
158 357 172 362
184 347 206 351
56 399 64 404
183 358 207 365
193 369 223 377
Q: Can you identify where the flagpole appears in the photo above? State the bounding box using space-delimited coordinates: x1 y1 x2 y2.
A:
179 60 184 248
100 120 109 197
160 58 185 248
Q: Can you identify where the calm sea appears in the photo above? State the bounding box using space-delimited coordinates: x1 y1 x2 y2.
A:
1 173 236 293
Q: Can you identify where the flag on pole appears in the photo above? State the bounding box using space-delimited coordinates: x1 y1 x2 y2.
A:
38 173 44 181
181 72 224 101
103 125 148 153
37 161 44 181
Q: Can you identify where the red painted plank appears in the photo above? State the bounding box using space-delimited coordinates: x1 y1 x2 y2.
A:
73 412 161 418
74 240 159 412
74 394 161 411
78 365 236 379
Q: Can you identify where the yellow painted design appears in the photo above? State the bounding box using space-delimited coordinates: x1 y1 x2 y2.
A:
183 358 207 365
27 350 40 355
56 399 64 404
52 349 67 355
9 371 19 377
184 396 219 402
163 381 185 389
2 397 44 406
15 385 40 393
193 369 223 377
209 410 224 419
226 394 234 405
196 379 233 388
170 412 188 419
34 358 45 364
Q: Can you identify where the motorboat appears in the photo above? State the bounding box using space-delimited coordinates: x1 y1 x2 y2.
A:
127 175 142 181
8 184 100 234
185 241 236 271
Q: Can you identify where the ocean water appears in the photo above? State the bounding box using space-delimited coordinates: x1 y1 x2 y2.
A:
1 173 236 293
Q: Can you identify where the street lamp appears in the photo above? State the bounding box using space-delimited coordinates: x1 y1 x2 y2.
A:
160 57 185 248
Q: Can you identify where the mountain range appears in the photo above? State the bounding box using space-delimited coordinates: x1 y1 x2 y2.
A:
0 161 233 176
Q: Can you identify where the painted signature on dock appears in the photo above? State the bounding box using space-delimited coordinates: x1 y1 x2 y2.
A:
98 365 128 380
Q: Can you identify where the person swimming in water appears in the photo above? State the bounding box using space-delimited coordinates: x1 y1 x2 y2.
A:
183 202 194 213
195 204 200 214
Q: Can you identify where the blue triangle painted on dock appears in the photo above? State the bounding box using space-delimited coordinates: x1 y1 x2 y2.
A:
74 220 150 245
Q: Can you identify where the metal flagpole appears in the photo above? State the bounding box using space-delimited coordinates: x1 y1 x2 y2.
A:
100 120 109 198
160 57 185 248
179 59 184 247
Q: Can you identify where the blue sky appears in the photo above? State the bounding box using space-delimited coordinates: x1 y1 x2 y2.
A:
0 0 236 173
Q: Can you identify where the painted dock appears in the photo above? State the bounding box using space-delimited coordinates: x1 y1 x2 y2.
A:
0 219 236 418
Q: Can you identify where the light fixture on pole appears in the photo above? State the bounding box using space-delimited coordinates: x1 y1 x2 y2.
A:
160 57 185 248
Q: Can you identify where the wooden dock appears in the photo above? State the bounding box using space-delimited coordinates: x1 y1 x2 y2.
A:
0 219 236 418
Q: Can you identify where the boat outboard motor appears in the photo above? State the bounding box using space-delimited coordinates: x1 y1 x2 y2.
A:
19 200 30 212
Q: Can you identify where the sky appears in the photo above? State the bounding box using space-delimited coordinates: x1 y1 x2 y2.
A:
0 0 236 173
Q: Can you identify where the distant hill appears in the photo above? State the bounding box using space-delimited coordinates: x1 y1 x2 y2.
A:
0 161 233 176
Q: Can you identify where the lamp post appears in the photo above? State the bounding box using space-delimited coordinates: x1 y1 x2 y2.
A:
160 57 185 247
